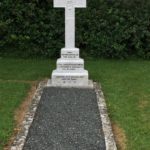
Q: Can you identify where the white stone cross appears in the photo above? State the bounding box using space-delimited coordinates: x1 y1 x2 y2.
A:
49 0 91 87
54 0 86 48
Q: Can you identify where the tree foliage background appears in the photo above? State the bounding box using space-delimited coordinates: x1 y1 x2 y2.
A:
0 0 150 59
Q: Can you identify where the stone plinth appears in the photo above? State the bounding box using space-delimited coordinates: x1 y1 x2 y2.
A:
52 70 88 87
61 48 79 59
50 48 90 87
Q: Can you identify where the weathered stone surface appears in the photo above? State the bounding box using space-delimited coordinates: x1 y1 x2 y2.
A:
57 58 84 71
61 48 79 59
54 0 86 8
51 70 89 87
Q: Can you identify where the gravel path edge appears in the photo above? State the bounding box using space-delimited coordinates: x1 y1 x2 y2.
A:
94 82 117 150
10 81 117 150
10 81 46 150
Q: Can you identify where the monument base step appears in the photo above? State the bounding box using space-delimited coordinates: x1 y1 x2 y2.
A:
61 48 79 59
47 79 93 88
57 58 84 71
50 70 93 88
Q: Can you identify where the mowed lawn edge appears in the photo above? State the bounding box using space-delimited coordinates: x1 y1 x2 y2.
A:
0 58 149 150
0 81 30 150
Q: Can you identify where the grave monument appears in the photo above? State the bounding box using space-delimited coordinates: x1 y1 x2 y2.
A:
11 1 117 149
48 0 90 87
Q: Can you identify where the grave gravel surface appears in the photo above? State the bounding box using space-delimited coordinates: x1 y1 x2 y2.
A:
23 87 106 150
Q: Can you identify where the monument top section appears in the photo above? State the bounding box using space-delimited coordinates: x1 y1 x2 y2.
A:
54 0 86 8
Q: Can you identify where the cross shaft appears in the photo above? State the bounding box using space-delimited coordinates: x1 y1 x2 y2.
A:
65 6 75 48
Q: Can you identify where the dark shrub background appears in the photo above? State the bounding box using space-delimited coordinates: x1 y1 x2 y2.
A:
0 0 150 59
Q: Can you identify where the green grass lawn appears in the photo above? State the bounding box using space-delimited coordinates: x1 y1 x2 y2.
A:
0 82 30 150
0 58 149 150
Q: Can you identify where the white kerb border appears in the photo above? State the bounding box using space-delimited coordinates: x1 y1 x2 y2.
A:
94 82 117 150
11 81 46 150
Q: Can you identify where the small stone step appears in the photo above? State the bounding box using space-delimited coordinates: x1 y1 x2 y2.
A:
57 58 84 71
51 70 88 87
61 48 79 59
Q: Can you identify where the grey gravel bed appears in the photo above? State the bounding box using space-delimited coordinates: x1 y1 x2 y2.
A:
23 87 106 150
